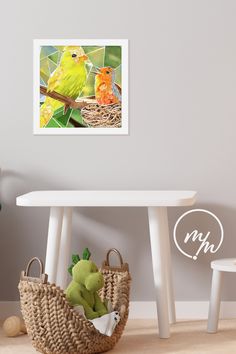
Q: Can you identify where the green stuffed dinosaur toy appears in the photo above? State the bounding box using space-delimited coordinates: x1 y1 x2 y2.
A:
65 248 108 320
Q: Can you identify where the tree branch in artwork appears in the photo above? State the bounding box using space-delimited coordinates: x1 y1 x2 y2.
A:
40 85 95 114
40 84 122 128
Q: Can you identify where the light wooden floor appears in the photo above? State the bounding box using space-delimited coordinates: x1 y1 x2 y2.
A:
1 319 236 354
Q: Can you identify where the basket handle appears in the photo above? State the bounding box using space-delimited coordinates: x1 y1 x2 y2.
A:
20 257 48 284
102 248 129 272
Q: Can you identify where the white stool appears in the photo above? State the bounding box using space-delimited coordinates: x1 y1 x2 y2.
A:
207 258 236 333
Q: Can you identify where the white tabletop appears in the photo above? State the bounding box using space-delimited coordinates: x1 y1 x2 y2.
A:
16 190 197 207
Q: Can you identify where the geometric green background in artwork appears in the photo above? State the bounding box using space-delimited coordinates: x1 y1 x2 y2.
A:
40 45 122 128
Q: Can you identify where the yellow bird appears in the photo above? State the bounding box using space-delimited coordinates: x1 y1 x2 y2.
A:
40 46 88 127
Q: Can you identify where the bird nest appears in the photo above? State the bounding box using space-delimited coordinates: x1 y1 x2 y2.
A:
81 103 121 128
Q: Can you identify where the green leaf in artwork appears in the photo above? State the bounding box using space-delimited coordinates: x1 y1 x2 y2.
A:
46 118 62 128
52 106 64 119
45 107 88 128
71 109 84 124
69 109 88 127
55 108 72 127
45 106 72 128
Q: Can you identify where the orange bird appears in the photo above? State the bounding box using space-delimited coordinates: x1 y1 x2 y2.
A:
94 67 121 105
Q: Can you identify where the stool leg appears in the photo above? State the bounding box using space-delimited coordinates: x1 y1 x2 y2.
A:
207 269 223 333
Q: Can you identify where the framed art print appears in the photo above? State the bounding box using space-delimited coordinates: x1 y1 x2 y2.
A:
33 39 128 135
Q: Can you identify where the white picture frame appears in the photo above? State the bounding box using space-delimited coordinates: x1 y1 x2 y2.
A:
33 39 129 135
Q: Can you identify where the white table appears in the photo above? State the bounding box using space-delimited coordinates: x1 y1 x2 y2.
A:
16 190 196 338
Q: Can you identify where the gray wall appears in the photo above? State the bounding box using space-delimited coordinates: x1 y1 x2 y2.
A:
1 0 236 301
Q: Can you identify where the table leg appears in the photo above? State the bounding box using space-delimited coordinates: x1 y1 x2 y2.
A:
56 207 73 289
148 206 174 338
45 207 63 283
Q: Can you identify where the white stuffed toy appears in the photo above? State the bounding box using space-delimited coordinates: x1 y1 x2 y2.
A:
90 311 120 336
74 301 120 336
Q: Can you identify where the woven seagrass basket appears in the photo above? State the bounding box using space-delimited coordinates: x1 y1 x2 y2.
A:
18 249 131 354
